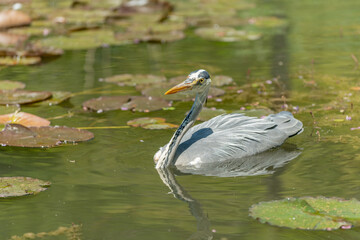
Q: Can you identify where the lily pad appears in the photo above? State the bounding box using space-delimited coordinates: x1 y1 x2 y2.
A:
0 10 31 29
102 74 166 86
248 16 288 28
212 75 234 87
196 107 226 121
195 27 261 42
0 32 28 47
0 111 50 127
35 91 72 106
0 177 50 198
0 90 52 105
249 197 360 230
127 117 178 129
82 96 130 112
0 56 41 65
0 80 25 90
122 96 171 112
0 105 19 115
36 29 118 50
31 126 94 143
0 124 93 148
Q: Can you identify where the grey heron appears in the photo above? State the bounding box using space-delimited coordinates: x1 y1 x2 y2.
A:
154 69 303 170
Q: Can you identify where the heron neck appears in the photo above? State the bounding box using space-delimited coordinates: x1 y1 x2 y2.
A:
156 87 209 168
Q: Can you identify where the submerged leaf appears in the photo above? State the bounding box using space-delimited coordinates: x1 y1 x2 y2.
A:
0 90 52 105
195 27 261 42
127 117 178 129
0 177 50 198
249 197 360 230
0 112 50 127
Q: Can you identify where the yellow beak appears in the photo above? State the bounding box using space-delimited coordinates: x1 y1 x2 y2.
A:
165 81 193 95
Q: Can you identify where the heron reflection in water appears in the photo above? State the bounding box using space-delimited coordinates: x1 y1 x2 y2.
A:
154 69 303 173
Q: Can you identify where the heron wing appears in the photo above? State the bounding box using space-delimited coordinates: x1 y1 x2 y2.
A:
174 112 303 167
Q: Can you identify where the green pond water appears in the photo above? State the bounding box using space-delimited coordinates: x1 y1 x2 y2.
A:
2 0 360 239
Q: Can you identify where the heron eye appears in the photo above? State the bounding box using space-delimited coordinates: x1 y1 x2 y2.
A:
199 78 205 84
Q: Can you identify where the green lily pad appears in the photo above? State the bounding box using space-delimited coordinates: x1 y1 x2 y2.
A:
0 177 50 198
102 74 166 86
249 197 360 230
82 96 130 112
196 107 226 121
195 27 261 42
0 56 41 66
0 80 25 90
127 117 178 129
121 96 171 112
35 91 72 106
0 90 52 105
0 124 94 148
212 75 234 87
248 16 288 28
36 29 118 50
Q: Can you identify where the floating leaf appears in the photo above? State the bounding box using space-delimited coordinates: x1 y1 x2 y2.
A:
0 32 28 47
122 96 171 112
82 96 130 112
127 117 178 129
36 29 117 50
212 75 234 87
102 74 166 86
0 10 31 29
0 90 52 105
0 56 41 66
34 91 72 106
10 224 82 239
0 80 25 90
0 112 50 127
0 177 50 198
0 105 19 115
249 197 360 230
248 16 288 28
195 27 261 42
0 124 93 148
31 126 94 143
196 107 226 121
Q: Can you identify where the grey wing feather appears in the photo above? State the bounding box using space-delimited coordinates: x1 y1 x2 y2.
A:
173 111 303 167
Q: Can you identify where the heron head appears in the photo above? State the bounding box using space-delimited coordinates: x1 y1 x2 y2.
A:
165 69 211 95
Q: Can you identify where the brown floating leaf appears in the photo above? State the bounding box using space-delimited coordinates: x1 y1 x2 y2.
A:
0 124 94 148
31 126 94 143
0 90 52 105
122 96 170 112
83 95 171 112
127 117 178 129
0 32 28 47
0 124 60 148
0 111 50 127
0 10 31 29
102 74 166 86
82 96 130 112
0 177 50 198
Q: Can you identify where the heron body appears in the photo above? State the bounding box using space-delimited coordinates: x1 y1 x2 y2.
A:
154 69 303 169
